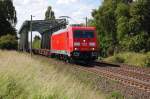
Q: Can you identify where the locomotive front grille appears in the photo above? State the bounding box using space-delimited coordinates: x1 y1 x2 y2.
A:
72 51 98 60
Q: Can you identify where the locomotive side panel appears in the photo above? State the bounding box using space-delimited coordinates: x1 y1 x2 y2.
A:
51 29 69 55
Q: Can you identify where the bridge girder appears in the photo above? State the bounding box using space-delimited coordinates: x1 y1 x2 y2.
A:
18 19 67 51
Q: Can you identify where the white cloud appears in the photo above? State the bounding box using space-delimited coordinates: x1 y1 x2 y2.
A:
70 5 92 24
13 0 49 40
55 2 95 24
57 0 78 5
13 0 49 31
13 0 101 31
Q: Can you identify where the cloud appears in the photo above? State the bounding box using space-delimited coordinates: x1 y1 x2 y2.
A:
13 0 49 31
13 0 101 31
54 0 99 24
57 0 78 5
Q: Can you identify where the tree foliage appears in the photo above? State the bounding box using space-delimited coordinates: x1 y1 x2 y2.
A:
0 34 18 50
0 0 17 37
0 0 18 50
92 0 150 57
45 6 55 20
33 35 41 49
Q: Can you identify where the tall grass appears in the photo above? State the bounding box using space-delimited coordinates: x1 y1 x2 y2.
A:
0 50 105 99
103 52 150 67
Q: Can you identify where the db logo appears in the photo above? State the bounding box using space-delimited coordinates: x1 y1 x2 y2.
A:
82 43 87 46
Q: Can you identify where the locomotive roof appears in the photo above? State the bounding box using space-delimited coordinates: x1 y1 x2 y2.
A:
52 26 96 35
70 26 96 30
52 28 68 35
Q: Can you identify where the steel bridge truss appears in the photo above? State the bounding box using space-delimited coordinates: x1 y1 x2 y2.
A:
18 19 67 51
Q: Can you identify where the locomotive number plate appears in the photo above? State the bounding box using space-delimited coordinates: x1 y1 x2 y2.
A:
82 43 88 46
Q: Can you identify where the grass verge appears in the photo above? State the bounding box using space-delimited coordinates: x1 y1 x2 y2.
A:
0 50 105 99
103 52 150 67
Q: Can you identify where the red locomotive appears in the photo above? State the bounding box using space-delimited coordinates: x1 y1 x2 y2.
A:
50 26 98 62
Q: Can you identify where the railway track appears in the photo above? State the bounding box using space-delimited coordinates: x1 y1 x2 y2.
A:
35 53 150 95
94 62 150 83
96 61 150 75
72 61 150 93
120 65 150 75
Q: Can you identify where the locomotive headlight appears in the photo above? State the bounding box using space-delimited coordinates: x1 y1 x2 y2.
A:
74 42 80 46
74 48 78 50
89 42 96 47
92 48 95 51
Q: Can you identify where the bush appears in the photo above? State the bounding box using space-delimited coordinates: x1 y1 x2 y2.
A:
104 52 150 67
145 52 150 67
33 39 41 49
119 32 150 52
103 54 125 64
114 56 125 63
0 34 18 50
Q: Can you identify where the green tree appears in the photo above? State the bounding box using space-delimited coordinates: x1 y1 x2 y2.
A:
128 0 150 52
45 6 55 20
115 2 130 44
33 35 41 49
130 0 150 34
92 0 150 56
0 0 17 37
0 34 18 50
92 0 119 56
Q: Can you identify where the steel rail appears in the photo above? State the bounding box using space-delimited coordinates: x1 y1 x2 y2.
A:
71 62 150 93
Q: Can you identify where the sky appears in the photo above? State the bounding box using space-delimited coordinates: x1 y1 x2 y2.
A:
13 0 102 39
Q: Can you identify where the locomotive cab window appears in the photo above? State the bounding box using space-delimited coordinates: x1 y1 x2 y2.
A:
74 30 94 38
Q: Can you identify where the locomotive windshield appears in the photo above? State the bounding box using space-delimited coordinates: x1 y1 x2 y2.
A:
73 30 94 38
